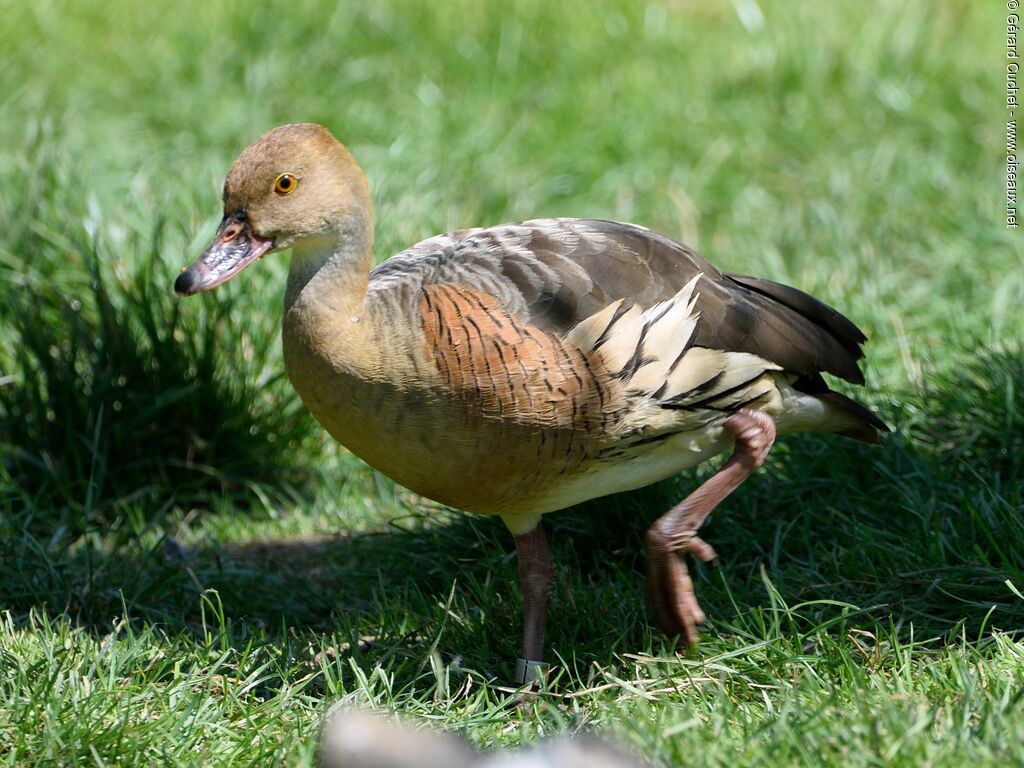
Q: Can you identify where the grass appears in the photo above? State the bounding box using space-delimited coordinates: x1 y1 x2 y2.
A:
0 0 1021 765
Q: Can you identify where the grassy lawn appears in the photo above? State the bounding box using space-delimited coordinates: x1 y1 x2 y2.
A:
1 0 1022 765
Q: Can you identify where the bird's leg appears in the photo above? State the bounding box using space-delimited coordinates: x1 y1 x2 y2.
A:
513 524 555 684
646 408 777 644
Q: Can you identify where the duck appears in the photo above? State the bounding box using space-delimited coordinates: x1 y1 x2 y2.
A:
174 123 889 683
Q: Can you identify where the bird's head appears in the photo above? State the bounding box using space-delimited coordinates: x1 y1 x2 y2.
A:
174 123 370 296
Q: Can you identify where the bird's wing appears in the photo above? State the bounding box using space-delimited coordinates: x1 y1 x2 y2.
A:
371 217 870 384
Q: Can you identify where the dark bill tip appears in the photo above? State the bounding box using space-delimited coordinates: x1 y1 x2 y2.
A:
174 268 205 296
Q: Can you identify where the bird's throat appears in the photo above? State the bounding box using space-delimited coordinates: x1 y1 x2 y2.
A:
284 229 373 319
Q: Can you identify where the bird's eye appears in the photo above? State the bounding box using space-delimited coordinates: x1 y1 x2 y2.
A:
273 173 297 195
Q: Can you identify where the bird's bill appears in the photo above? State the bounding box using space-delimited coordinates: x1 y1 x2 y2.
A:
174 211 274 296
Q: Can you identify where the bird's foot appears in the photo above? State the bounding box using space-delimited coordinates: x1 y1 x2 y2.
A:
514 658 551 686
504 660 551 713
645 528 716 644
644 409 777 645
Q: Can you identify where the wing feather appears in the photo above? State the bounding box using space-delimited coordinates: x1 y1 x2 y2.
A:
371 218 868 384
371 218 887 440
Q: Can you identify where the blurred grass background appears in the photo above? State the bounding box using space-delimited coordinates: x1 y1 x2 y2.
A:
1 0 1022 765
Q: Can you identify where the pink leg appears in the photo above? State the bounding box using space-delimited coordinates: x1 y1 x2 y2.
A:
514 524 555 664
646 409 777 644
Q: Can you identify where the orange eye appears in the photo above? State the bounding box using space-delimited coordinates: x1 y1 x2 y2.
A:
273 173 297 195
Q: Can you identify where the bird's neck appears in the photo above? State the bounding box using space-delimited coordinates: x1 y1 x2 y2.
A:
284 222 373 318
280 211 393 386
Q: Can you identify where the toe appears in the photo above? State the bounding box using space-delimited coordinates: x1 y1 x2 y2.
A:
647 553 705 644
688 535 718 563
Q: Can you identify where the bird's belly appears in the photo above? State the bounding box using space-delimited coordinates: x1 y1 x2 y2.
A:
522 427 733 516
313 403 596 516
285 361 579 514
302 374 733 519
284 331 734 518
317 406 731 519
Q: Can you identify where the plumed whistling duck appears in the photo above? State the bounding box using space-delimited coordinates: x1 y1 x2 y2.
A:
175 124 888 683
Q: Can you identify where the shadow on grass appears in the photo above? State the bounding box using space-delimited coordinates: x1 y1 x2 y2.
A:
2 342 1022 688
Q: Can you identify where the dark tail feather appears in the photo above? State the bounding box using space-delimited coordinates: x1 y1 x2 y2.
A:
725 273 868 384
818 391 891 444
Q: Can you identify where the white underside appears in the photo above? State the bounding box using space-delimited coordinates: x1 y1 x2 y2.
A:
498 375 861 535
500 424 732 534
